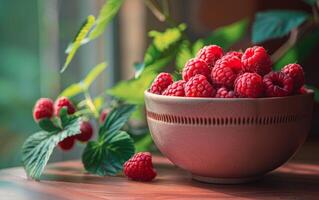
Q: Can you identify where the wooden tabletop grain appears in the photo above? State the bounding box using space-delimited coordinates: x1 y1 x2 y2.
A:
0 138 319 200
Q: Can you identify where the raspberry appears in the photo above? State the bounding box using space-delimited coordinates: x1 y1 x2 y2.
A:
99 109 109 124
185 74 214 97
162 80 186 96
54 97 76 116
149 73 173 95
225 51 243 59
123 152 157 182
33 98 54 121
182 58 210 81
215 87 236 98
241 46 272 76
234 73 264 98
58 136 75 151
263 72 293 97
196 45 223 67
76 121 94 142
298 86 308 95
211 55 242 87
281 63 304 90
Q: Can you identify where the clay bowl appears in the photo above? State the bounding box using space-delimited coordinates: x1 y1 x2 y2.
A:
144 91 314 184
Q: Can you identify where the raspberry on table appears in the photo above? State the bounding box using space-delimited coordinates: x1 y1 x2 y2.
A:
58 136 76 151
225 51 243 59
196 45 223 68
215 87 236 98
182 58 211 82
211 55 242 87
76 121 94 142
281 63 304 90
162 80 186 96
185 74 215 97
263 72 293 97
149 72 173 95
33 98 54 121
234 72 264 98
241 46 272 76
54 97 76 116
123 152 157 182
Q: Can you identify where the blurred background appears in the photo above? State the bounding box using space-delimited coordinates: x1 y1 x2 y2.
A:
0 0 318 169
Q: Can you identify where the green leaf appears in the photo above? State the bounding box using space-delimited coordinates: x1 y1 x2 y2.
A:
83 62 107 89
176 39 193 70
274 27 319 70
59 62 107 98
252 10 309 43
59 107 73 127
134 62 145 79
82 130 135 176
100 104 136 137
61 15 95 73
108 71 157 104
59 83 83 98
143 44 176 72
131 105 145 121
22 117 82 180
193 19 248 53
135 24 186 78
88 0 124 40
303 0 317 6
38 118 58 132
93 96 105 111
148 24 186 51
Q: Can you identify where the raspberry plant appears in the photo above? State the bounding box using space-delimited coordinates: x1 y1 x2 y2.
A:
61 0 319 153
22 0 319 180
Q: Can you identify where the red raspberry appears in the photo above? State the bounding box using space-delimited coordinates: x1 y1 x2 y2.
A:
76 121 94 142
99 109 109 124
33 98 54 121
215 87 236 98
281 63 304 90
211 55 242 87
185 74 214 97
149 73 173 95
263 72 293 97
123 152 157 182
241 46 272 76
225 51 243 59
234 73 264 98
162 80 186 96
182 58 210 81
54 97 76 116
58 136 75 151
298 86 308 95
196 45 223 67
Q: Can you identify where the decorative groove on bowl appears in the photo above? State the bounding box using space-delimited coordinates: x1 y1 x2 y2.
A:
146 111 305 126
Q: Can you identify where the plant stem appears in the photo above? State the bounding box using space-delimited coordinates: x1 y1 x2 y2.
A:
82 86 99 118
144 0 177 26
271 17 319 63
144 0 166 22
161 0 170 16
271 29 298 63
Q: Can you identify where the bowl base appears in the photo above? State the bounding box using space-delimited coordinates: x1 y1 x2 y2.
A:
192 174 262 184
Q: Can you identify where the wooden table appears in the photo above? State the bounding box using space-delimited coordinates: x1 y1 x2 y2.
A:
0 138 319 200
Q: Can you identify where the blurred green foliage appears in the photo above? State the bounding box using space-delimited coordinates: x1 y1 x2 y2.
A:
0 0 40 168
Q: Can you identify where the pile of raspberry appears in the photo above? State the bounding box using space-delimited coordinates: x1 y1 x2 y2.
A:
149 45 306 98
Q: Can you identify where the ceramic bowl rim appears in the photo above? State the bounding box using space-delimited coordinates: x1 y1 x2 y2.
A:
144 90 314 103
